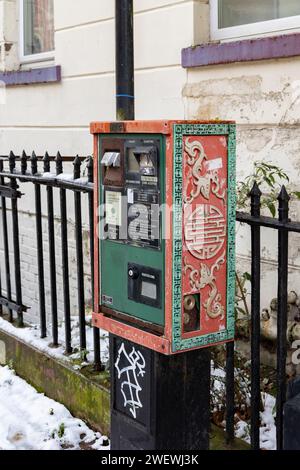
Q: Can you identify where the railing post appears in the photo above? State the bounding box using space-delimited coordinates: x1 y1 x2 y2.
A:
73 155 86 352
9 152 23 327
87 156 103 371
56 152 72 354
44 152 58 346
31 151 47 338
0 159 13 321
250 182 262 450
276 185 290 450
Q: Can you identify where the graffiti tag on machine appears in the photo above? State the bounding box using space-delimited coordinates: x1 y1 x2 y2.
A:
114 342 146 419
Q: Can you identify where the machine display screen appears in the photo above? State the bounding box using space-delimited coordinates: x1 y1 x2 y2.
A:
125 142 158 186
128 263 161 308
128 150 156 177
127 148 140 173
141 281 157 300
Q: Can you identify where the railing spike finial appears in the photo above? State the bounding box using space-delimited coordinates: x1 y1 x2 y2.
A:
8 151 16 173
87 155 93 183
21 151 28 175
278 185 290 223
278 185 290 202
43 151 51 173
250 182 262 218
73 154 81 180
250 181 262 197
55 151 63 176
31 151 38 175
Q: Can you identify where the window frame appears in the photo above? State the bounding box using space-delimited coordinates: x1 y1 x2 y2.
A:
210 0 300 41
19 0 55 64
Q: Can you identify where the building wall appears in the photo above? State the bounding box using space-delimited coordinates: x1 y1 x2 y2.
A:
1 0 201 155
0 0 198 324
184 54 300 308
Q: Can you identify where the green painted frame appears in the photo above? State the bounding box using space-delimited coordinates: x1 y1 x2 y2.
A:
172 123 236 353
98 133 166 326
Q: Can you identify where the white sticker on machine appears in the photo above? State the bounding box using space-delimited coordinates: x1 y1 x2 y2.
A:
127 188 134 204
106 191 122 226
206 158 223 171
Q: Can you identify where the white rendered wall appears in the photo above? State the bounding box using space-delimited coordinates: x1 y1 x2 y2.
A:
184 58 300 309
0 0 197 324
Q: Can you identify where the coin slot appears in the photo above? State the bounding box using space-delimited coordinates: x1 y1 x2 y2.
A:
183 294 201 333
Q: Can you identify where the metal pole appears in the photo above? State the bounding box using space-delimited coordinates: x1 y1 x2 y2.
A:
115 0 134 121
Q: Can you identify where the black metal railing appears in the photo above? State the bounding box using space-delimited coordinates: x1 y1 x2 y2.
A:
0 157 296 449
224 183 295 451
0 152 104 371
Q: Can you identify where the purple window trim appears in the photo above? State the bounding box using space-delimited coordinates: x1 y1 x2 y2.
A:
182 33 300 68
0 65 61 86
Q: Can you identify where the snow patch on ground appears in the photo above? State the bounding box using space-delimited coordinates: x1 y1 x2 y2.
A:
260 393 276 450
0 316 109 369
0 366 109 450
211 365 277 450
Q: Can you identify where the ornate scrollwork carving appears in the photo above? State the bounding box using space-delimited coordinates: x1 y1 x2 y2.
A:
184 251 226 319
184 139 226 204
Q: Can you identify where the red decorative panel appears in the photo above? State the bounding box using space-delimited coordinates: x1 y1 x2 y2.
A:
182 135 228 339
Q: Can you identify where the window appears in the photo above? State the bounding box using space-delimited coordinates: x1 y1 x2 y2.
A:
20 0 54 62
211 0 300 41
